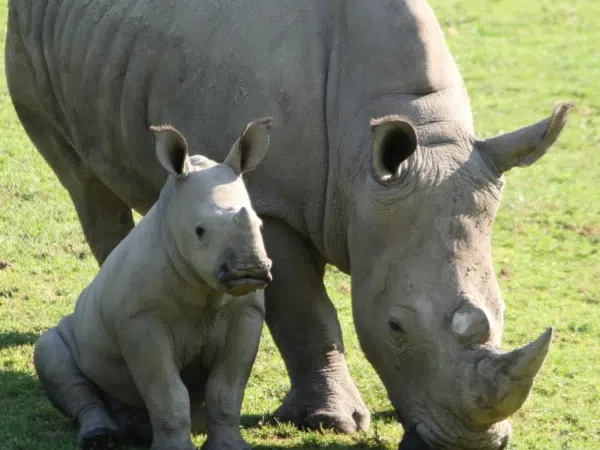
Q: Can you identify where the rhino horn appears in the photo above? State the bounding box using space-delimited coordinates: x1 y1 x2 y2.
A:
478 102 573 173
477 327 553 420
451 302 491 345
500 327 553 380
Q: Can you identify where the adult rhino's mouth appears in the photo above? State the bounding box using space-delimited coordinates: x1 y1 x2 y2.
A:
398 421 510 450
392 327 551 449
398 426 431 450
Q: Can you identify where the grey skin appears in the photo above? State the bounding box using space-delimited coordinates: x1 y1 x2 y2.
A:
6 0 571 448
33 119 273 450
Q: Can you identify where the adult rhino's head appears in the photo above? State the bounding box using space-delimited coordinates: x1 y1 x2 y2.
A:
348 103 572 449
150 118 273 297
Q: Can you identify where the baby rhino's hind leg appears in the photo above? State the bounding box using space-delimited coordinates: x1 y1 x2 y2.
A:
34 327 120 449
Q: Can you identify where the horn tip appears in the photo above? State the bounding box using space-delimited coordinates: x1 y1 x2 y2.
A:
552 102 574 120
538 327 554 349
527 327 554 371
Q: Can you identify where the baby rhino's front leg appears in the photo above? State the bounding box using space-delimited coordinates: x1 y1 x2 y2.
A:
120 318 195 450
202 300 264 450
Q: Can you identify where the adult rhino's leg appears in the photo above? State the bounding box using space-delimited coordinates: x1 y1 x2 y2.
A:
6 24 134 266
34 327 120 449
180 355 210 435
262 218 370 433
10 106 134 265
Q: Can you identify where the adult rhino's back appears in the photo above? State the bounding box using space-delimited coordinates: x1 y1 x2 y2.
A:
6 0 330 238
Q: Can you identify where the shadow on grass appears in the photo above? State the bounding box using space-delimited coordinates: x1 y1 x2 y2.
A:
0 369 399 449
0 369 77 449
241 410 401 449
242 410 399 429
0 331 39 349
251 445 389 449
0 367 40 397
372 410 397 421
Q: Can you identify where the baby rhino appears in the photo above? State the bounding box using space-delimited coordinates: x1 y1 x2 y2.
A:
33 119 274 450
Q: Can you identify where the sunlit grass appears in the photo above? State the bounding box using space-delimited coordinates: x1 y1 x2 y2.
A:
1 0 598 448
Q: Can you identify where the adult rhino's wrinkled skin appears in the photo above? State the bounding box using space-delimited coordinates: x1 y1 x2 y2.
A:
6 0 571 448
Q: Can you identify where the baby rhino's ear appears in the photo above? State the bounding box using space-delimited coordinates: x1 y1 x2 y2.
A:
150 125 191 178
224 117 273 175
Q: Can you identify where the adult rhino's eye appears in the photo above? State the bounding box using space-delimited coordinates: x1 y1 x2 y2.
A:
389 319 404 333
195 225 205 238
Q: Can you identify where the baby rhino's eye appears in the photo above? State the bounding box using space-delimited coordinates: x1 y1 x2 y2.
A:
389 319 404 333
195 225 205 239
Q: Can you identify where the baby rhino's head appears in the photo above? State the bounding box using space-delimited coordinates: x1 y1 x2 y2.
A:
150 118 273 296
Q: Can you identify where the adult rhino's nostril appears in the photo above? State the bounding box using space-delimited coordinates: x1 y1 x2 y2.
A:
498 434 510 450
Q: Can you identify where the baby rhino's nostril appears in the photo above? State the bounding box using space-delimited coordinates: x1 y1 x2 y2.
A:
219 263 230 279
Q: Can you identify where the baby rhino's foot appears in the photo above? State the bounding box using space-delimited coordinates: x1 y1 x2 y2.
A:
77 424 120 449
111 405 153 447
77 407 121 449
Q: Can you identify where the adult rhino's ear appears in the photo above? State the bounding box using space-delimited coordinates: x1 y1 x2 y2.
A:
478 102 573 174
370 115 418 184
224 117 273 175
150 124 191 178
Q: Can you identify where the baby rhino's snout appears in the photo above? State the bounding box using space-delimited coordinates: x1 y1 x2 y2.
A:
218 259 272 297
217 206 272 296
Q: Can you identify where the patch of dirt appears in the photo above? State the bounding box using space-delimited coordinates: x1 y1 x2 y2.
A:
577 224 600 238
338 281 351 295
500 266 512 278
513 222 524 234
0 260 10 270
577 105 596 116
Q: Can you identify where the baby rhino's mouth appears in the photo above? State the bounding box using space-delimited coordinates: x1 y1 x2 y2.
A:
223 275 271 296
218 264 272 296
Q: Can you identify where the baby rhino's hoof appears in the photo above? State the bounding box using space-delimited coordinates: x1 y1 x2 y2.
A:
77 427 120 449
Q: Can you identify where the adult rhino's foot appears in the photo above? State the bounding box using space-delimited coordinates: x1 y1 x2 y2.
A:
274 359 370 433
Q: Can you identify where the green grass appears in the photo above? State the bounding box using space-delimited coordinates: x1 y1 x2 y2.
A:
1 0 598 449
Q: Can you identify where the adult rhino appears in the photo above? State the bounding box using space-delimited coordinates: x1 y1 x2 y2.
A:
6 0 571 448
